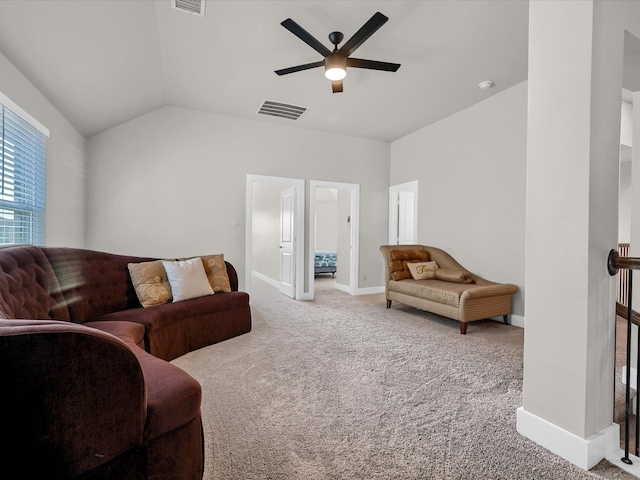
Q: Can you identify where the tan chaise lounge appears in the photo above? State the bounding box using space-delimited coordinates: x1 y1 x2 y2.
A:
380 244 517 334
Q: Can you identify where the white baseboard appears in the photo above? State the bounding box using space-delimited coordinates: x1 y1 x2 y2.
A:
355 285 385 295
516 407 618 470
508 314 525 329
251 270 280 289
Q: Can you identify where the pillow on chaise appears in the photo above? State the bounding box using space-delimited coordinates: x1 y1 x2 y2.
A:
407 261 439 280
435 268 475 284
389 249 430 280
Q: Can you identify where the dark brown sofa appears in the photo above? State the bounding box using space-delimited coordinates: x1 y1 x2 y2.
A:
0 245 252 480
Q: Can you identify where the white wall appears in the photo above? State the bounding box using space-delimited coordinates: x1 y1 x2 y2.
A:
390 81 527 317
0 50 86 247
315 188 337 252
86 106 390 291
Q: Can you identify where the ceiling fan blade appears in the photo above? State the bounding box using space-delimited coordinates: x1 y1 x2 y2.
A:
332 80 343 93
346 58 400 72
337 12 388 57
275 60 324 76
281 18 331 57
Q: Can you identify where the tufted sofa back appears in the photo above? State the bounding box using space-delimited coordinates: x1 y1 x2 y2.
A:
0 245 70 321
42 247 156 323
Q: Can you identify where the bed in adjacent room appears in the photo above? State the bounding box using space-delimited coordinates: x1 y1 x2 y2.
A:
315 250 337 277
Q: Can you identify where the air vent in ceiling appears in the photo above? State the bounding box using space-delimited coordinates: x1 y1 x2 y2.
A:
257 100 308 121
171 0 205 17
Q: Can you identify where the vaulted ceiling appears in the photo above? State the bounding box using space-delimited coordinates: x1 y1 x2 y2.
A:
0 1 531 142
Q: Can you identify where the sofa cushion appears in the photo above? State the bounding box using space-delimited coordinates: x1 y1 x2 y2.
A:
129 346 202 442
87 292 251 360
128 260 173 308
162 258 214 302
407 261 439 280
389 249 430 280
88 320 146 350
435 268 475 284
388 279 476 308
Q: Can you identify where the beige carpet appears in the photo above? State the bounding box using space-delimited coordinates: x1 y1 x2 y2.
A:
173 276 635 480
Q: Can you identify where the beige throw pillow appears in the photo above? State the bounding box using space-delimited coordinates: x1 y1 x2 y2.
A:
162 258 214 302
200 254 232 293
407 261 439 280
435 268 475 284
128 260 172 308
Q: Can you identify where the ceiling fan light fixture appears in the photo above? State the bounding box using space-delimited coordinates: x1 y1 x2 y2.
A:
325 67 346 81
324 54 347 81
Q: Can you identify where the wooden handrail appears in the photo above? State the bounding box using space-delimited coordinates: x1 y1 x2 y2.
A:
616 302 640 327
608 249 640 275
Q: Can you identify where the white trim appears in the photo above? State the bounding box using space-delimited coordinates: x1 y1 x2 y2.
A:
355 286 385 296
491 314 524 329
516 407 617 470
309 180 360 299
246 174 305 300
0 90 49 137
251 270 281 289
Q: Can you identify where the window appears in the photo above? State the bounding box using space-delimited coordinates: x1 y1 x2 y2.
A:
0 97 47 246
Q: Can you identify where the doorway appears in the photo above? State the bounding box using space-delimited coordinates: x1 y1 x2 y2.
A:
245 174 304 299
309 180 359 299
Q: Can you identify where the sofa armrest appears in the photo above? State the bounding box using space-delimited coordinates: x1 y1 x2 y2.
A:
0 319 146 478
460 284 518 300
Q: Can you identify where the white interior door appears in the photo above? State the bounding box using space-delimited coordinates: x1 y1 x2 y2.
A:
279 186 295 298
398 191 415 244
389 181 419 245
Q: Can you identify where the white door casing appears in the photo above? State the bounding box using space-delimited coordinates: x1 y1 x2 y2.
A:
279 186 295 298
309 180 359 298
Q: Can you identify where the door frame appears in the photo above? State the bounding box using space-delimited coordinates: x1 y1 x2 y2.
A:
309 180 360 298
389 180 419 245
246 174 305 299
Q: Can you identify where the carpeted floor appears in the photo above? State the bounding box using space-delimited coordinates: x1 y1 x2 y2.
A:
172 276 636 480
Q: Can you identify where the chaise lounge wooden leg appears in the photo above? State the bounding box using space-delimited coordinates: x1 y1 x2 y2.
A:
460 322 468 334
386 299 392 309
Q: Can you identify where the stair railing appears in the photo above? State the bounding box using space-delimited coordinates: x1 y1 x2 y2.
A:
608 248 640 464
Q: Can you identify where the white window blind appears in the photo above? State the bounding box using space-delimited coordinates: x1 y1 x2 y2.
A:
0 102 46 246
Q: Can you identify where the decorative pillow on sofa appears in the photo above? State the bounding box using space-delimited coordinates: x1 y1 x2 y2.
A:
389 249 430 280
435 268 475 284
407 261 439 280
199 254 232 293
128 260 173 308
162 258 214 302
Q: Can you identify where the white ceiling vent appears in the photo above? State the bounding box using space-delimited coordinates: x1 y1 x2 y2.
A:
257 100 308 121
171 0 205 17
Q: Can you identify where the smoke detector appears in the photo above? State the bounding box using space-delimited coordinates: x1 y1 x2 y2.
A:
479 80 493 90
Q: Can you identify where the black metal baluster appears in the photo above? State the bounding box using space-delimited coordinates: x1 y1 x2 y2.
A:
623 270 633 464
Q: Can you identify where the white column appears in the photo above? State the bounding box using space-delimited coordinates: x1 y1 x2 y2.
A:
518 0 630 470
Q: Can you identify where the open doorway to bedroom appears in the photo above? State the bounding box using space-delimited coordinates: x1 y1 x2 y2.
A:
309 180 359 299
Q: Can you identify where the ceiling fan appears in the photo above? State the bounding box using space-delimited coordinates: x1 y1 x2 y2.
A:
275 12 401 93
